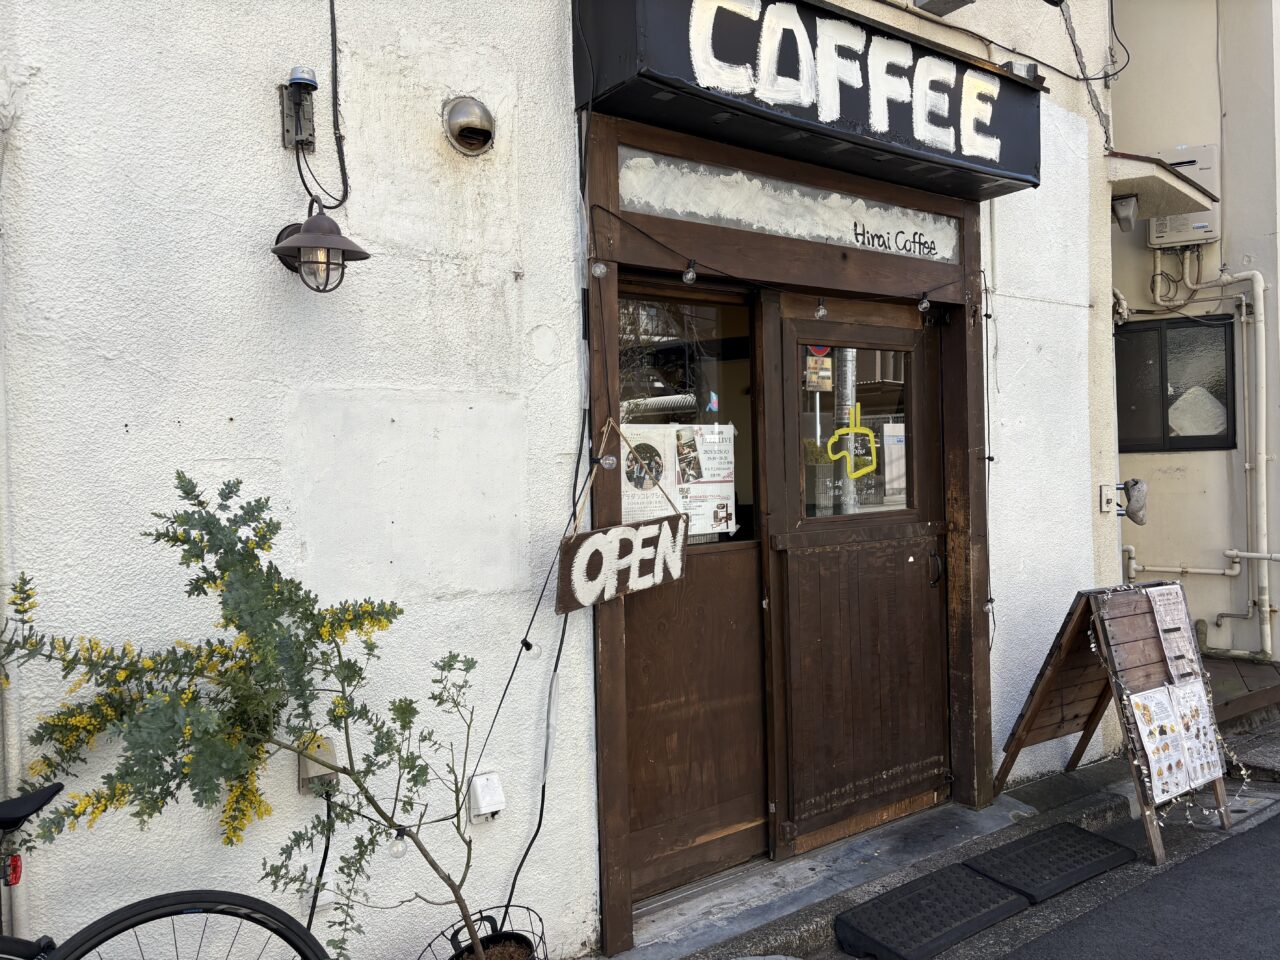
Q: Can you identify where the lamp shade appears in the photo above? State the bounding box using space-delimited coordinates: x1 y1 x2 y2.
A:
272 211 369 293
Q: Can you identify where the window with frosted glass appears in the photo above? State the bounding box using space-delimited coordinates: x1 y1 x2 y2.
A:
1116 317 1235 452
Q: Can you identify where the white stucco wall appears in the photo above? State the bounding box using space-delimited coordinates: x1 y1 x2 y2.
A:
0 1 597 957
0 1 1121 955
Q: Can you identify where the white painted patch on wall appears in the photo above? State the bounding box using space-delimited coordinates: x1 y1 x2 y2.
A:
618 146 960 263
284 387 527 601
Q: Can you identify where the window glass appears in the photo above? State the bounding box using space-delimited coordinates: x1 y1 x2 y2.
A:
1167 326 1229 439
618 296 755 543
1115 328 1162 449
799 344 908 517
1115 318 1235 452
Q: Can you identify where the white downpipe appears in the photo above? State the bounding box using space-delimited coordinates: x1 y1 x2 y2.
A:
1147 256 1271 659
1237 271 1269 658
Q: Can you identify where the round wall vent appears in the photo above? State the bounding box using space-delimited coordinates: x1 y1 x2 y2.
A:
443 97 495 156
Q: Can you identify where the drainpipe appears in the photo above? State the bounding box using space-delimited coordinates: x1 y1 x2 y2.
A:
1233 272 1269 658
1182 268 1271 658
1143 255 1271 656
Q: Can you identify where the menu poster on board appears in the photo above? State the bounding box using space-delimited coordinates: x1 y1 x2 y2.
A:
1131 687 1191 803
621 423 738 537
1147 584 1201 683
1170 680 1224 789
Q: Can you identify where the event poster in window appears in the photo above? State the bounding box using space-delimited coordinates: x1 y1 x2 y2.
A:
621 423 738 537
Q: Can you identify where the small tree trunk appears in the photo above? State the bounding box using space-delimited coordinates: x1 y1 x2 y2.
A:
451 888 486 960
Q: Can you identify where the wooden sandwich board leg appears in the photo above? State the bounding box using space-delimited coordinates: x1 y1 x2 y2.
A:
1213 777 1233 831
1139 804 1167 866
1065 693 1112 772
1126 751 1166 865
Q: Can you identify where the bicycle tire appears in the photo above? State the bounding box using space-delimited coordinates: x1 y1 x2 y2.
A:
52 890 329 960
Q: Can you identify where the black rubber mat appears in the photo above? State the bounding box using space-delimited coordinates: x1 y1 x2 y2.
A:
964 822 1136 904
834 864 1030 960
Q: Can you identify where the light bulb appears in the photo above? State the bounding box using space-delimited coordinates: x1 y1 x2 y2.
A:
598 454 618 471
389 831 408 859
917 296 931 313
590 261 608 279
527 643 543 661
815 299 828 320
682 261 697 285
301 247 343 292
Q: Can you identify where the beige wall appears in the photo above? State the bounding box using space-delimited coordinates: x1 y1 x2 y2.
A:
1111 0 1279 653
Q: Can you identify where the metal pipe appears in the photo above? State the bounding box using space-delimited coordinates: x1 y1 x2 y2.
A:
1225 549 1280 562
1130 560 1242 578
1238 271 1270 658
1124 544 1242 579
1147 262 1270 658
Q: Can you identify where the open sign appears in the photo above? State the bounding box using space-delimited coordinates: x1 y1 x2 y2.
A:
556 514 688 613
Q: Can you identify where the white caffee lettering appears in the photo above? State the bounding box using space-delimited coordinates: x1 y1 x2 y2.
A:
690 0 762 94
815 18 866 122
687 0 1004 163
755 3 816 107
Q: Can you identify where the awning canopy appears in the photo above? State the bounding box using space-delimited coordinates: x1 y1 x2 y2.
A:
574 0 1045 202
1107 151 1218 219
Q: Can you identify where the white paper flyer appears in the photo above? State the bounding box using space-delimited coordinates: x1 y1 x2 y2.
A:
1145 584 1201 682
1169 680 1224 789
620 423 738 537
1131 686 1191 802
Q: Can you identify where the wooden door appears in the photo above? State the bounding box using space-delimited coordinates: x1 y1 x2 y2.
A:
614 282 769 900
770 294 951 849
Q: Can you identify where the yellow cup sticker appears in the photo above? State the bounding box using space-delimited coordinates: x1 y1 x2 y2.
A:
827 403 878 480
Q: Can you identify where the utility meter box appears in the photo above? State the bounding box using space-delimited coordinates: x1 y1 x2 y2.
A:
468 772 506 823
1148 144 1220 248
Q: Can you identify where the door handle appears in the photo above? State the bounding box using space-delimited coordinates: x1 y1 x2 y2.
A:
928 548 944 587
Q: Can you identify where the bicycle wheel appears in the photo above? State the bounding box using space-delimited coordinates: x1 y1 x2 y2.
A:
53 890 329 960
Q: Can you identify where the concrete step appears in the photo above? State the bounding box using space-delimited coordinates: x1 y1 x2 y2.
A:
682 766 1134 960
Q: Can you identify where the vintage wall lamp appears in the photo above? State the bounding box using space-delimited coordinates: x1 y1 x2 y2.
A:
272 0 370 293
272 195 369 293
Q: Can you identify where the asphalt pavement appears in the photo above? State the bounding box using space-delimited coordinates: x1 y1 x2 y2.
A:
1005 807 1280 959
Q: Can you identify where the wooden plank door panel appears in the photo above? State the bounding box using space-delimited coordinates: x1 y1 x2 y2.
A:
785 534 948 828
625 542 768 900
776 302 950 847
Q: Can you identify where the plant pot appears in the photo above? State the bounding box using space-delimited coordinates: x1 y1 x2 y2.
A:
447 927 534 960
421 906 546 960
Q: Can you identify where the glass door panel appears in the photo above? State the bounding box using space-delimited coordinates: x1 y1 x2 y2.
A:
618 294 757 543
799 344 909 517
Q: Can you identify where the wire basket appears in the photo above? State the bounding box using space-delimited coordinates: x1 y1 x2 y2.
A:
417 905 547 960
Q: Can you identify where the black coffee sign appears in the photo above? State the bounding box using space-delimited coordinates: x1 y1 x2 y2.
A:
575 0 1042 199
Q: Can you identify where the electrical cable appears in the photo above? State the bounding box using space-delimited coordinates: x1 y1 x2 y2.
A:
863 0 1127 85
295 0 351 211
498 613 570 931
980 271 997 653
458 406 591 814
307 793 335 930
497 409 592 930
573 0 596 197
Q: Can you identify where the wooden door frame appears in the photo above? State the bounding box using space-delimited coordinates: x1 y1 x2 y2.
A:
586 115 991 955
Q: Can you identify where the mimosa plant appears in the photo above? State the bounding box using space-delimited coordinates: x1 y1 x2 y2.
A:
0 473 492 960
